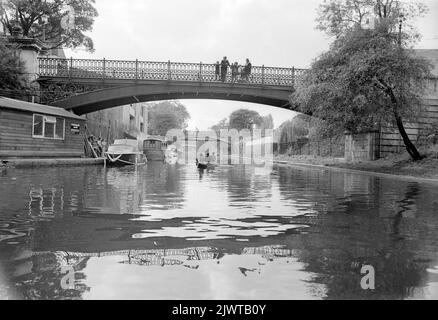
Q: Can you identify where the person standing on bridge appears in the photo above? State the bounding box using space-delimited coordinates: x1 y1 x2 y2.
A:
220 57 230 82
244 59 252 82
215 61 220 81
231 62 239 83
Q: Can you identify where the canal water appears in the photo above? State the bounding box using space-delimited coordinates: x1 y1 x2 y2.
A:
0 163 437 300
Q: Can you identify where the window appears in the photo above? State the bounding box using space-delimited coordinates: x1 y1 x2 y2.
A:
44 116 56 138
55 118 64 139
33 115 43 136
33 114 65 140
140 122 144 133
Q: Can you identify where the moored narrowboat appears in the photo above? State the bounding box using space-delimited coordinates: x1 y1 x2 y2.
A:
143 137 168 161
105 139 147 166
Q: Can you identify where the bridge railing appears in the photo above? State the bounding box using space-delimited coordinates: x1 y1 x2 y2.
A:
38 57 306 87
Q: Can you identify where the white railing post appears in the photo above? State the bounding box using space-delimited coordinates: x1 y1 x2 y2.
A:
292 66 295 88
168 60 171 80
199 62 203 81
135 59 139 81
103 58 106 81
262 65 265 86
69 57 73 79
38 57 42 76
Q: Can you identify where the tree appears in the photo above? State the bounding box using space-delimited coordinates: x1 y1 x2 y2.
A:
150 113 180 137
0 0 98 52
0 38 24 91
229 109 262 131
278 114 310 144
260 114 274 131
294 0 432 161
147 101 191 136
317 0 428 41
210 118 229 132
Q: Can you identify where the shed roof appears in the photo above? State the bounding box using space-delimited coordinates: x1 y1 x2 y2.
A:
0 97 85 120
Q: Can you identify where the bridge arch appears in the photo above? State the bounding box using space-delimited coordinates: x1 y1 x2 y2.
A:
51 82 294 115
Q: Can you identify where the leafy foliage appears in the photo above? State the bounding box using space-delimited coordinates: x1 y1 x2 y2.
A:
229 109 263 131
150 113 180 137
210 118 229 132
0 0 98 51
278 114 310 144
317 0 428 43
294 0 432 160
0 38 24 90
294 28 431 133
211 113 274 133
418 122 438 147
260 114 274 131
147 101 191 136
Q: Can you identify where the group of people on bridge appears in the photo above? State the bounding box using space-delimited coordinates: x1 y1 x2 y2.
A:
215 57 252 83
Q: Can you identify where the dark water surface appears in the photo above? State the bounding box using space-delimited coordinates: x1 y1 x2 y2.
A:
0 163 437 300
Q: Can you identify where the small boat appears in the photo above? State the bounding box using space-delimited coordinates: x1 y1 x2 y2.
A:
196 153 217 170
105 139 147 166
197 162 217 170
144 137 168 162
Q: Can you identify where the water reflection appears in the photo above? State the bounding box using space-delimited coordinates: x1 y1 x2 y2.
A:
3 245 319 300
0 164 437 300
34 245 296 269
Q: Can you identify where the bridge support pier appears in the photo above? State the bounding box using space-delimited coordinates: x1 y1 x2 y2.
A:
6 34 43 102
344 130 380 162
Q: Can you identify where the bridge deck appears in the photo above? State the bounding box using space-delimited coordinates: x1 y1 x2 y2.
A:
38 57 306 87
36 58 305 112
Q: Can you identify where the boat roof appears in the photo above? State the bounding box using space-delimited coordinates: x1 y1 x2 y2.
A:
107 139 141 154
112 139 138 146
0 97 85 120
145 136 167 142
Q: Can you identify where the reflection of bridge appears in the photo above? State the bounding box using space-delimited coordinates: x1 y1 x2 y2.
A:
34 245 296 268
37 57 307 115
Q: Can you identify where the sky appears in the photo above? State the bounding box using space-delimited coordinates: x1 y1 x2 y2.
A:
66 0 438 129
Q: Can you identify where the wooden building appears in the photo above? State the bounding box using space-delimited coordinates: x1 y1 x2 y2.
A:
0 97 86 159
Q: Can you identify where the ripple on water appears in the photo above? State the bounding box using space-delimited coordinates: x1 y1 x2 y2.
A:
0 164 437 300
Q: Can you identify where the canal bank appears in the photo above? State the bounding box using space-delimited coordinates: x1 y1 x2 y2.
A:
274 154 438 184
1 157 105 169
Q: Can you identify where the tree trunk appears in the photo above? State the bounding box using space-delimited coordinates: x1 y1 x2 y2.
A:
392 107 423 161
383 85 423 161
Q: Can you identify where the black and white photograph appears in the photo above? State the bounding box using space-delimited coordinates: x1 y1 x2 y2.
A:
0 0 438 306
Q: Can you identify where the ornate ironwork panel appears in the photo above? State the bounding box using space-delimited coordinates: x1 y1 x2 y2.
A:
38 57 306 87
38 81 115 104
